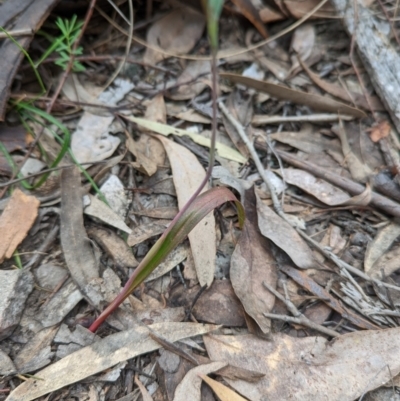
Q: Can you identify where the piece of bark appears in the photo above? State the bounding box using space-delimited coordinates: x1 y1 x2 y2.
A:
330 0 400 131
0 269 34 340
0 0 60 119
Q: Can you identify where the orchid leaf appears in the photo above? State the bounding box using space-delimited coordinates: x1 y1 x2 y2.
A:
201 0 224 51
89 186 244 332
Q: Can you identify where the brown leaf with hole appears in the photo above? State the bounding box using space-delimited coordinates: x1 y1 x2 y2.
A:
231 188 277 333
204 327 400 401
144 7 205 65
0 189 40 263
256 192 315 269
220 73 366 118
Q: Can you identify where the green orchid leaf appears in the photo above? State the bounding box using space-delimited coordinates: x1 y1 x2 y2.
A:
89 186 244 332
201 0 224 51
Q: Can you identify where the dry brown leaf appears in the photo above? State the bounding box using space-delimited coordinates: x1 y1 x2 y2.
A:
0 188 40 263
283 0 335 18
60 167 99 297
167 61 210 101
156 135 217 287
278 168 351 205
299 58 384 111
143 7 205 65
290 24 315 71
221 89 253 158
231 0 269 38
369 120 391 142
173 361 227 401
127 222 168 247
205 327 400 401
364 222 400 274
256 193 315 269
132 207 179 219
6 323 217 401
126 134 158 176
220 73 366 118
268 126 342 154
134 375 153 401
369 243 400 279
231 188 277 333
200 374 248 401
332 123 372 183
259 6 285 23
87 227 138 268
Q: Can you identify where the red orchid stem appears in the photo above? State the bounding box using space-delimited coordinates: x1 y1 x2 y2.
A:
88 50 218 332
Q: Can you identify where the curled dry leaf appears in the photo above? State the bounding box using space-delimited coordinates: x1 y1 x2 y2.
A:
256 192 316 269
230 188 277 333
143 7 205 65
0 188 39 263
364 222 400 274
156 135 216 287
6 323 218 401
220 73 366 118
205 327 400 401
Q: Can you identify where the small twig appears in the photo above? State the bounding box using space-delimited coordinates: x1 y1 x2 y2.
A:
218 100 285 219
0 29 33 38
252 113 354 125
263 281 340 337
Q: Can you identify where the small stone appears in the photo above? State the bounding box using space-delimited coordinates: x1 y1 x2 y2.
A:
0 349 16 375
0 269 34 340
158 349 180 373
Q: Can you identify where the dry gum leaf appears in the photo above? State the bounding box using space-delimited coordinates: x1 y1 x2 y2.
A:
205 327 400 401
200 374 248 401
7 322 217 401
256 192 316 269
220 73 366 118
0 188 40 263
231 188 277 333
143 7 205 65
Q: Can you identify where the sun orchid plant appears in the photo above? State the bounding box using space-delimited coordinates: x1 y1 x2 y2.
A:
88 0 244 333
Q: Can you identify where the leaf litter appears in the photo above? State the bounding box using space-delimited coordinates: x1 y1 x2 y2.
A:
1 2 400 401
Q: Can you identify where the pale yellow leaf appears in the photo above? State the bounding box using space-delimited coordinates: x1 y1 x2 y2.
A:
125 115 246 163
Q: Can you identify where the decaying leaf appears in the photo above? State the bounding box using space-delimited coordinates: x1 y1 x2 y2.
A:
156 135 216 287
167 60 210 100
278 168 351 205
332 123 372 183
60 167 99 296
173 361 227 401
205 327 400 401
143 7 205 65
6 323 217 401
231 188 277 333
124 115 246 163
135 375 153 401
220 73 366 118
127 222 168 247
83 194 132 234
0 188 40 263
256 193 315 269
231 0 269 38
87 226 138 269
364 222 400 274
